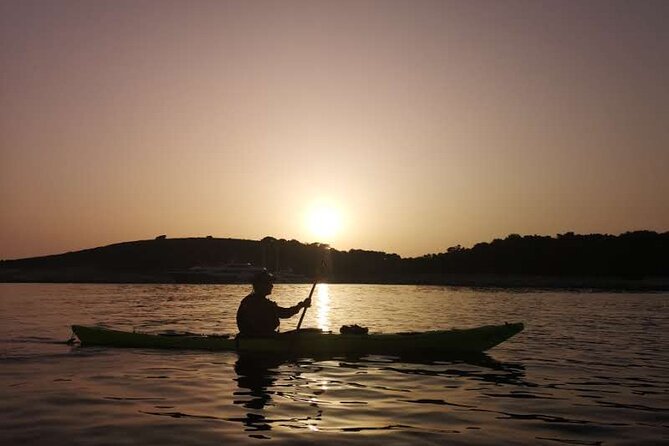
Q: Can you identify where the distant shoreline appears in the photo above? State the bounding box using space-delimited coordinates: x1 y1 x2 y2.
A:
2 233 667 291
1 272 667 292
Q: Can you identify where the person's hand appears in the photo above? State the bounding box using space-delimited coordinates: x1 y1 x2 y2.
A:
302 297 312 308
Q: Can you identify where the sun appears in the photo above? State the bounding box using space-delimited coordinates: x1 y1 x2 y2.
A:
306 204 342 241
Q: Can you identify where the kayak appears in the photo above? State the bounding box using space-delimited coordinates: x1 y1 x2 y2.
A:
71 322 524 356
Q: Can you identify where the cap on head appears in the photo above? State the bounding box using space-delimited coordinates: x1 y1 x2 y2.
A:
252 270 275 287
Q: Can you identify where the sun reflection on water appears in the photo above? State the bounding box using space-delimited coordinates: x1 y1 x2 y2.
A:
316 283 330 332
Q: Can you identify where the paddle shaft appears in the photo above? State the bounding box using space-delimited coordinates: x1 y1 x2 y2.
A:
296 281 317 330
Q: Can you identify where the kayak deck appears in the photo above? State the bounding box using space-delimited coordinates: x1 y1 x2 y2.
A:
71 323 524 355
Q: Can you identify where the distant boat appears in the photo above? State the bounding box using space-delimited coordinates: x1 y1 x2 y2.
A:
273 267 309 283
169 263 266 284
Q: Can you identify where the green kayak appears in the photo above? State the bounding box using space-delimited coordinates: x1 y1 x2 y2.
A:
71 322 524 356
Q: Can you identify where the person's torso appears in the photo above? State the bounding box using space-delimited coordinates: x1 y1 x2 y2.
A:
236 293 280 336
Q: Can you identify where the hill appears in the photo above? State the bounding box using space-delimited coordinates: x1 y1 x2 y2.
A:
1 231 668 290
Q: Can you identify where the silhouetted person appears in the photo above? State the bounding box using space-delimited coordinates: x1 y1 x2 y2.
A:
236 271 311 336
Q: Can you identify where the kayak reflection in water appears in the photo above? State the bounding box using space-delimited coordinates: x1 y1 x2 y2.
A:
234 354 283 411
232 354 285 436
236 271 311 337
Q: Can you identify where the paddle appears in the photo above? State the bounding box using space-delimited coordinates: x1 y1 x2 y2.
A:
296 259 327 331
296 282 317 331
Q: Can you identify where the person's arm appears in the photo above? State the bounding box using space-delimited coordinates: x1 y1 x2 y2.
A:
275 298 310 319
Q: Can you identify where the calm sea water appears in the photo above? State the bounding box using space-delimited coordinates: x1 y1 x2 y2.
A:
1 283 667 445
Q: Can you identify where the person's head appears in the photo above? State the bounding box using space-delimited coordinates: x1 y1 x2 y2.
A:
251 270 274 295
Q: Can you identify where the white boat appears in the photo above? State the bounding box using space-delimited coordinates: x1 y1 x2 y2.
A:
170 263 266 283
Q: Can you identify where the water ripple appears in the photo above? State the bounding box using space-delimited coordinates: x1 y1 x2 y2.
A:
1 284 668 445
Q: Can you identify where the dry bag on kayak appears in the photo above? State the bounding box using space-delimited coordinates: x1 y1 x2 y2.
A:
340 324 369 335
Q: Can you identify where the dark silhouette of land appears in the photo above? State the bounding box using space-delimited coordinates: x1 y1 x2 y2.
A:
1 231 667 290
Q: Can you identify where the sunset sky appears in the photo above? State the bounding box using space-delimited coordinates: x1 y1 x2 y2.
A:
1 0 668 260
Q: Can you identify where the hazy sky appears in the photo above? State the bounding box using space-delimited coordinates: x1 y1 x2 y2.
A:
1 0 668 259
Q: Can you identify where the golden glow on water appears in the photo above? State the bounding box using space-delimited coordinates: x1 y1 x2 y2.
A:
2 284 666 444
316 283 330 332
